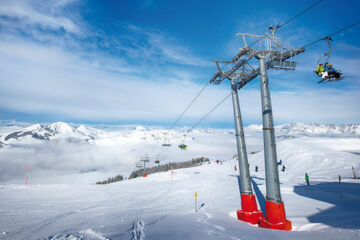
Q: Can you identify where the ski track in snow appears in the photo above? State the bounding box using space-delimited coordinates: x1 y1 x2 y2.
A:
131 219 145 240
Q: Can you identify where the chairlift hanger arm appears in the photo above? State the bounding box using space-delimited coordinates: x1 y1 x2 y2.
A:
316 37 332 65
324 37 332 56
302 20 360 49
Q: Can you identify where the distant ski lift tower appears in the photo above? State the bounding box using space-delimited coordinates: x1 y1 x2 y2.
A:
140 154 150 173
209 29 304 230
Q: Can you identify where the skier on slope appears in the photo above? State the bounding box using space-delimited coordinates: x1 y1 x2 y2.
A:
255 166 258 172
352 166 357 179
305 173 310 186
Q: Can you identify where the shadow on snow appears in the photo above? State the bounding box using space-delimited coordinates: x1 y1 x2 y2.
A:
294 181 360 229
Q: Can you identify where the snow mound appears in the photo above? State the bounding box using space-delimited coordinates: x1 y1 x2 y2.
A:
135 126 146 131
40 229 108 240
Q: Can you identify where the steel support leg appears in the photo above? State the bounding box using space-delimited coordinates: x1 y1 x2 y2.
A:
257 55 292 230
231 77 262 224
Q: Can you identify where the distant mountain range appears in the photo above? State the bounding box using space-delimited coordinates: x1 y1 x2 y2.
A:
0 122 359 148
0 122 95 146
246 123 360 137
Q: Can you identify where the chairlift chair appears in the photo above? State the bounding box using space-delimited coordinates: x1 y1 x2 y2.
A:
162 132 172 147
315 37 344 83
178 143 187 150
178 134 188 150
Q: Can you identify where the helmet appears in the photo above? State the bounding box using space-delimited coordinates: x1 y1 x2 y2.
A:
329 64 332 66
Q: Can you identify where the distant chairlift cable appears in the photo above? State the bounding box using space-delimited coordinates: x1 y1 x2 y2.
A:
302 20 360 49
169 81 210 130
186 93 232 133
143 81 210 158
246 0 323 48
274 0 323 31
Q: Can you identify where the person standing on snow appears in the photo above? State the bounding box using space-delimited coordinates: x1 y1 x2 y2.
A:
352 166 357 179
282 165 286 172
255 166 258 172
305 173 310 186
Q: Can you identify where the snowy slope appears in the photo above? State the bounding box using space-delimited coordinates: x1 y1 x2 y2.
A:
0 122 360 239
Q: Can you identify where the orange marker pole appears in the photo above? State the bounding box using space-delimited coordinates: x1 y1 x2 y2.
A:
26 164 30 185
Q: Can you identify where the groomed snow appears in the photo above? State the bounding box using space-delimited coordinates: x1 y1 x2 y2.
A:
0 123 359 239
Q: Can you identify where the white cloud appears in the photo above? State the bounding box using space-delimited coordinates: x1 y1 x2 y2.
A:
0 1 359 125
0 0 81 34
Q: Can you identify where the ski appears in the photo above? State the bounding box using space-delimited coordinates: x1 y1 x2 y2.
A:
317 78 327 84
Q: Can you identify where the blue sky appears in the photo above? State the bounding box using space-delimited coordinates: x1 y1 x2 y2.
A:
0 0 359 128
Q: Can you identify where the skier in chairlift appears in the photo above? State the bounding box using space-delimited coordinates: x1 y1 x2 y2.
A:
315 63 325 76
316 62 342 81
328 63 341 79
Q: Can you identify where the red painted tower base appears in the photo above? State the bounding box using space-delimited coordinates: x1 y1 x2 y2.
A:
259 200 292 230
237 194 263 224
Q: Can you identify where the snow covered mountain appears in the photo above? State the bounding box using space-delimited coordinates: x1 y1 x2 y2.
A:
1 122 358 148
0 122 95 144
245 123 360 137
